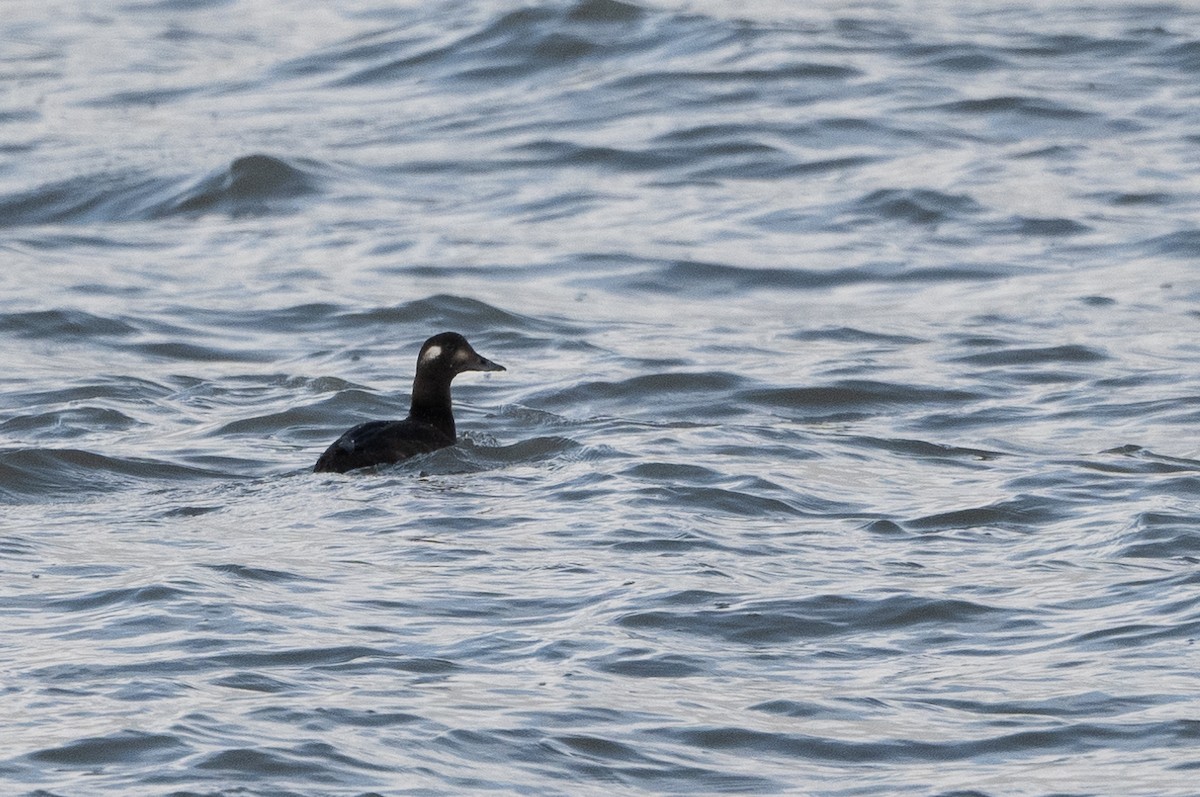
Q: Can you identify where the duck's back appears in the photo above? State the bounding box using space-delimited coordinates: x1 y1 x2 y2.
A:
313 418 455 473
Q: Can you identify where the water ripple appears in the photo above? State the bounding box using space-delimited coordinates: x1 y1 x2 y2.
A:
5 0 1200 794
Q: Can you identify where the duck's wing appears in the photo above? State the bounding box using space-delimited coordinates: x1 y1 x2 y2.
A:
313 419 454 474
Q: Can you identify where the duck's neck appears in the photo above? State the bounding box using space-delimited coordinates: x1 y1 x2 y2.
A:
409 376 455 438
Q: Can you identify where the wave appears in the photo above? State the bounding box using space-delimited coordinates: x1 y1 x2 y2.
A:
1143 229 1200 258
617 593 1006 644
583 257 1013 296
0 154 323 227
953 343 1109 367
851 188 984 225
29 729 187 767
167 154 321 214
0 406 139 441
0 447 233 502
900 495 1068 533
1119 511 1200 559
1001 215 1092 236
167 295 579 338
743 380 983 416
322 1 650 89
932 95 1095 119
0 308 138 338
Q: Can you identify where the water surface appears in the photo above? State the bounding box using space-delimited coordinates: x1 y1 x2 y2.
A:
2 1 1200 795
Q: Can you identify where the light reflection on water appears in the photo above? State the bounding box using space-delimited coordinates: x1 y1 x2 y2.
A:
1 0 1200 795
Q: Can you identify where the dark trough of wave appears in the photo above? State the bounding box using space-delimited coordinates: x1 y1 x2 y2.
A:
0 154 322 227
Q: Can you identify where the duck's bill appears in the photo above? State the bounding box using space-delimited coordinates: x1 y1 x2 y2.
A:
468 354 506 372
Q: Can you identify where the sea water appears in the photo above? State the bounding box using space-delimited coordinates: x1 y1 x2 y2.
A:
2 1 1199 794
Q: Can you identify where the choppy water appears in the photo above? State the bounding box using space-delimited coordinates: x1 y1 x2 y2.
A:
3 1 1200 794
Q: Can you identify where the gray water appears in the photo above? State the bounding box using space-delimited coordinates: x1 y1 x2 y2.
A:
3 1 1200 795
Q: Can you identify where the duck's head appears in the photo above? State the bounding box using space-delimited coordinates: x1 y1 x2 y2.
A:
416 332 506 378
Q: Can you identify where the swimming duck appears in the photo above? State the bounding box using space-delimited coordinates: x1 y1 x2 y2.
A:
314 332 504 473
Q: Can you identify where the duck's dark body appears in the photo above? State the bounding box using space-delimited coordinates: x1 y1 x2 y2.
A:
314 332 504 474
313 418 454 473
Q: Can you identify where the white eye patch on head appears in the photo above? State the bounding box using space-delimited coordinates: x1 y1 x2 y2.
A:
421 345 443 363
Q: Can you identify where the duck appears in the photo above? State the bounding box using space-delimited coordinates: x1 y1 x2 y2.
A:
314 332 505 473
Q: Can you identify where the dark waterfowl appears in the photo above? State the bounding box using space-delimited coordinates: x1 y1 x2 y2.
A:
314 332 505 474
